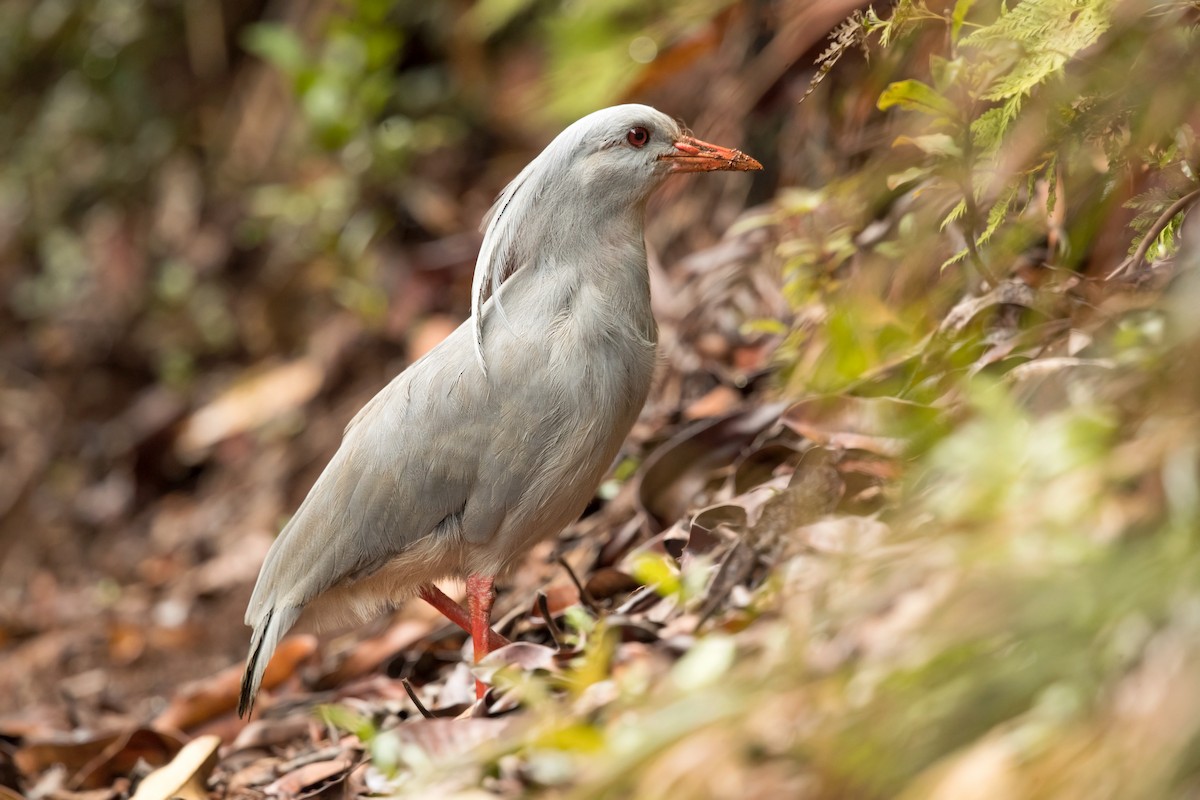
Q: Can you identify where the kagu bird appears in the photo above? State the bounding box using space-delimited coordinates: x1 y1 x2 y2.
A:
239 104 761 716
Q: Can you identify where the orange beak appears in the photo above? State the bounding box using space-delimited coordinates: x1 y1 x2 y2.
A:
659 134 763 173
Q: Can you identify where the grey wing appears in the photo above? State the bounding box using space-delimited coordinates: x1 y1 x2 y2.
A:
245 330 491 630
240 325 506 716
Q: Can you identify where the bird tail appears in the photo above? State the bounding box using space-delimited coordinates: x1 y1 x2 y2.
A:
238 604 299 718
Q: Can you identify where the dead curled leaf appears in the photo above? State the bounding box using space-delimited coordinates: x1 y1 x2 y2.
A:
638 402 789 527
264 753 357 800
478 642 560 674
129 734 221 800
937 279 1052 337
15 729 183 790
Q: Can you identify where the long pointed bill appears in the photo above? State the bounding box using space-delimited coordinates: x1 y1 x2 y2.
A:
659 134 763 173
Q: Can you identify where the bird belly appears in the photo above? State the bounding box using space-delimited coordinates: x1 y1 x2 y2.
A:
467 308 657 576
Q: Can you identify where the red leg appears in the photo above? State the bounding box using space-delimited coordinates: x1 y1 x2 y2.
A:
418 584 509 651
466 574 497 700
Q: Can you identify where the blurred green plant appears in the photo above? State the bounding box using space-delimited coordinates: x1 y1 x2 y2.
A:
470 0 735 121
773 0 1200 398
498 2 1200 797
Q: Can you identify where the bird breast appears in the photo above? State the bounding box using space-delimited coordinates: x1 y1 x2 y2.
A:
470 253 658 572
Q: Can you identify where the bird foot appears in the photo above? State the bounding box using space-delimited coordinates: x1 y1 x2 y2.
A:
419 580 502 700
418 584 509 650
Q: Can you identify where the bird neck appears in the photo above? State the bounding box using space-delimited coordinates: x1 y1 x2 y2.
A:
515 206 654 350
542 205 649 296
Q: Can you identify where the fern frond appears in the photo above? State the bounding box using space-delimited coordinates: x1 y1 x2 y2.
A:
965 0 1116 96
801 12 868 105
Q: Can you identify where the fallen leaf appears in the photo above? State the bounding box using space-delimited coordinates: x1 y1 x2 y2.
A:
682 385 741 420
315 620 429 690
583 569 641 602
175 359 324 463
264 753 356 799
15 729 182 790
129 735 220 800
224 756 285 791
153 635 317 730
638 402 788 527
733 442 803 494
230 716 315 752
937 279 1051 337
529 583 580 618
479 642 559 672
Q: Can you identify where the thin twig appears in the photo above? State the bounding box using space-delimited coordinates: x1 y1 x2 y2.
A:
1109 187 1200 279
555 556 600 612
402 678 434 719
536 591 563 650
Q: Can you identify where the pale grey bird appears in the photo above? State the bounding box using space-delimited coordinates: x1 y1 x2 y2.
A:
239 104 761 716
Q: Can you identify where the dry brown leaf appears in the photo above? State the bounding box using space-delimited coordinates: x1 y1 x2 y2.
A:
224 755 285 791
230 716 315 752
683 385 741 420
128 734 220 800
15 729 182 791
479 642 559 672
264 753 356 799
638 402 788 527
175 359 324 463
315 620 429 690
153 635 317 730
583 568 641 602
529 582 580 619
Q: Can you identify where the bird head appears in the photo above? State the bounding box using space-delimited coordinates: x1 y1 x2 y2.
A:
470 104 761 373
564 105 763 206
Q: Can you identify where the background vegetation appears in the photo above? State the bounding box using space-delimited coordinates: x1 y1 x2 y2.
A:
4 0 1200 798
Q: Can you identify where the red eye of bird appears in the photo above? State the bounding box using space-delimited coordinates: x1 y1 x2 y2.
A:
626 126 650 148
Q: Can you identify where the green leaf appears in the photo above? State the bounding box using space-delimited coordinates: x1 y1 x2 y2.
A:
951 0 975 44
941 246 970 271
893 133 963 158
241 23 306 75
930 56 963 91
887 165 933 190
941 198 968 231
878 79 960 119
470 0 539 38
632 553 682 598
975 186 1017 248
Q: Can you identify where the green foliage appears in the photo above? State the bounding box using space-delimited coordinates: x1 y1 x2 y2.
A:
470 0 736 121
771 0 1200 410
718 2 1200 796
243 5 405 151
813 0 1200 284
